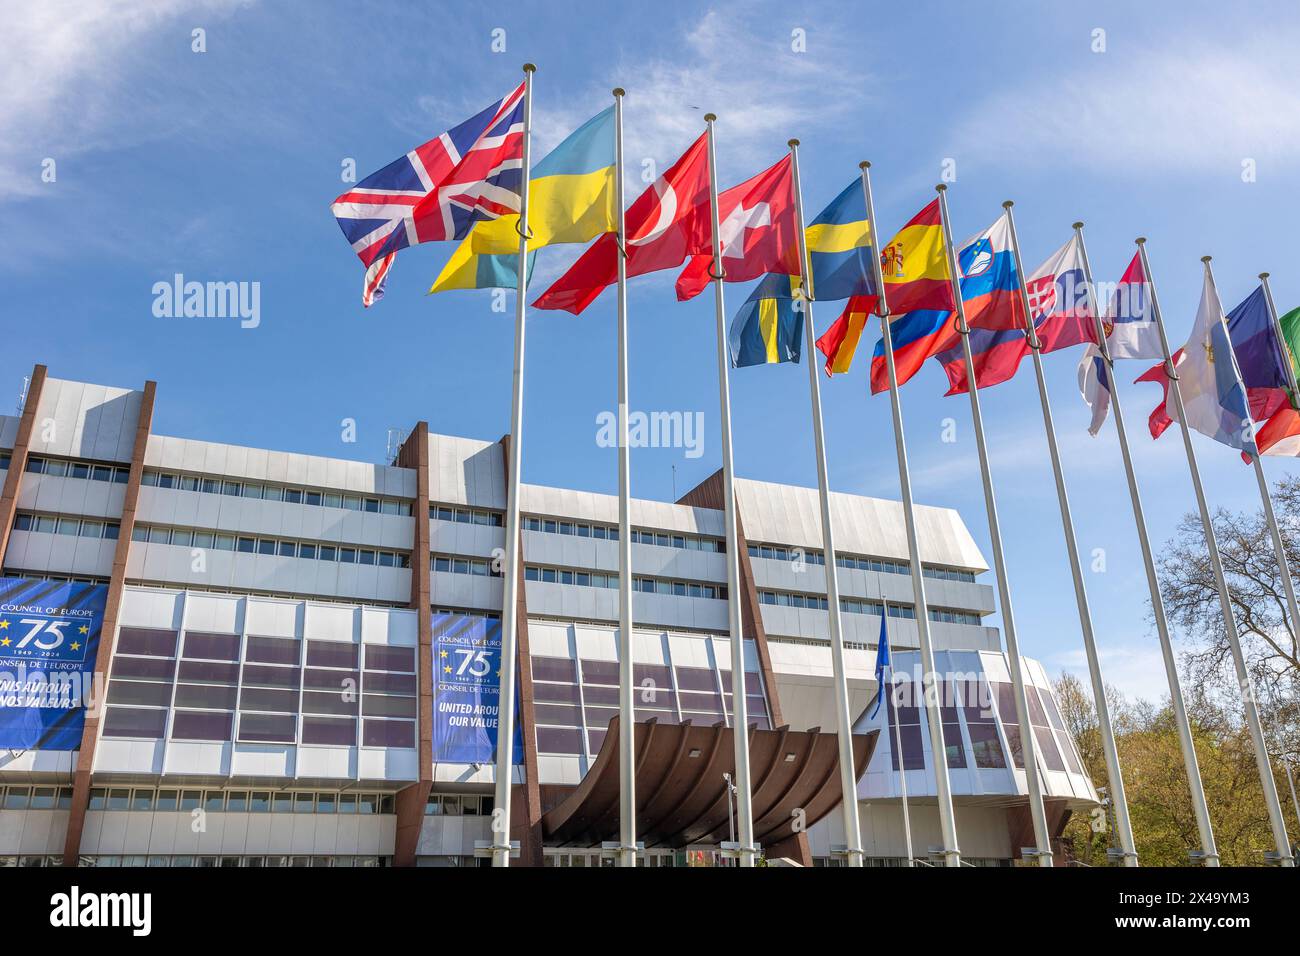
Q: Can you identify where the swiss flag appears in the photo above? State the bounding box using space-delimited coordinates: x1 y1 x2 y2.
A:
674 154 800 301
532 133 711 314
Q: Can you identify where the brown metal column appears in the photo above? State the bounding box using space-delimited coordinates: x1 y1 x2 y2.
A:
498 434 543 866
61 380 156 866
678 469 813 865
0 365 47 567
393 423 432 867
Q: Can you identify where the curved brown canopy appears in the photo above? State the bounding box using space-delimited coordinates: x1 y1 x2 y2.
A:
542 716 878 850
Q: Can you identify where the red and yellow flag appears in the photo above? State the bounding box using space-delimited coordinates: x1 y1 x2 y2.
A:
816 199 954 374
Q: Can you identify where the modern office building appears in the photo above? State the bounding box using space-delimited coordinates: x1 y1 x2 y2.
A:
0 367 1097 867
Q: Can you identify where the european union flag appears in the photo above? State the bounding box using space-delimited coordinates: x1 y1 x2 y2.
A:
868 604 891 719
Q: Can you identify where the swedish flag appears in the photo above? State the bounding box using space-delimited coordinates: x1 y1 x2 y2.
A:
729 274 805 367
805 179 875 302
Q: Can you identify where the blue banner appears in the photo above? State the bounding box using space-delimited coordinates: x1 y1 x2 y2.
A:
432 612 522 764
0 577 107 751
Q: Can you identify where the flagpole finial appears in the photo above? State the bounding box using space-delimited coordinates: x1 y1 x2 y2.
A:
1135 237 1147 245
860 161 871 170
935 183 946 193
1260 271 1270 279
788 138 799 148
1072 221 1085 230
612 87 624 97
522 63 537 73
1002 200 1014 209
1201 255 1213 263
703 112 717 123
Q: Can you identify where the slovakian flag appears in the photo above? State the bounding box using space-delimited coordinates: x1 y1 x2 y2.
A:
937 233 1097 395
674 154 800 301
816 199 954 375
331 82 526 307
532 133 711 313
1136 268 1256 453
1076 252 1164 434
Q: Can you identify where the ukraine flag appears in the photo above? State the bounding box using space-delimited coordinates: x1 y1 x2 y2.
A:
729 274 805 367
431 106 616 293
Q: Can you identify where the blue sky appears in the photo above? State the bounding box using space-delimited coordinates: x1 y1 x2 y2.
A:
6 0 1300 701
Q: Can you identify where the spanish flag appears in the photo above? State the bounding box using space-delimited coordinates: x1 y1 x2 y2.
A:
729 274 805 367
469 106 616 254
816 198 954 374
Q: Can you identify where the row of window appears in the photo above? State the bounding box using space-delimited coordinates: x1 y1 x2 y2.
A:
70 856 389 868
747 543 977 583
25 455 129 484
0 450 9 469
522 516 724 552
424 793 493 816
524 564 727 600
131 523 412 568
432 554 501 577
129 579 406 609
628 528 724 552
13 512 120 540
757 590 981 626
80 787 395 814
431 505 503 526
103 627 417 749
142 470 413 516
529 653 769 757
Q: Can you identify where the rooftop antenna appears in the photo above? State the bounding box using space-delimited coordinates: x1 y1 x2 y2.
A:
671 464 677 501
17 375 30 415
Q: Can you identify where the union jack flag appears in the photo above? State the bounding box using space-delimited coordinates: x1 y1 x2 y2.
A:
331 82 526 307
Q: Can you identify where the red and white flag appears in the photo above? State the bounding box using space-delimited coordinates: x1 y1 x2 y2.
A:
532 133 711 314
674 155 800 301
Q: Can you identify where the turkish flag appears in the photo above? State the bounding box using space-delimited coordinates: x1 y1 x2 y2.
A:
532 133 711 314
674 154 800 301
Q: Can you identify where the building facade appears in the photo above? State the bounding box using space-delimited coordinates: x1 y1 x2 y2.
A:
0 368 1097 867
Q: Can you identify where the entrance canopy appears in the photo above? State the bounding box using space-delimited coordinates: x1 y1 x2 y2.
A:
542 717 877 850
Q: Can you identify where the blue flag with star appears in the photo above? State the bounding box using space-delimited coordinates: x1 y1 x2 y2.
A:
0 577 107 750
432 612 523 764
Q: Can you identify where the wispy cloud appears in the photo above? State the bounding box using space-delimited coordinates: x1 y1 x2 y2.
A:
948 29 1300 176
0 1 254 202
1052 641 1172 704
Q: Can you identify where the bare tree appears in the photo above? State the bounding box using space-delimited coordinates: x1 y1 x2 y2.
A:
1158 475 1300 762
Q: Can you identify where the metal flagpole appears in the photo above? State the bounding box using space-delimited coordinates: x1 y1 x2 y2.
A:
1287 761 1300 836
859 162 961 866
492 62 536 868
1252 272 1300 677
787 141 863 867
1001 201 1138 866
1199 256 1295 865
704 113 758 867
1140 240 1293 867
1074 223 1218 866
612 86 638 869
935 186 1053 867
883 599 915 867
